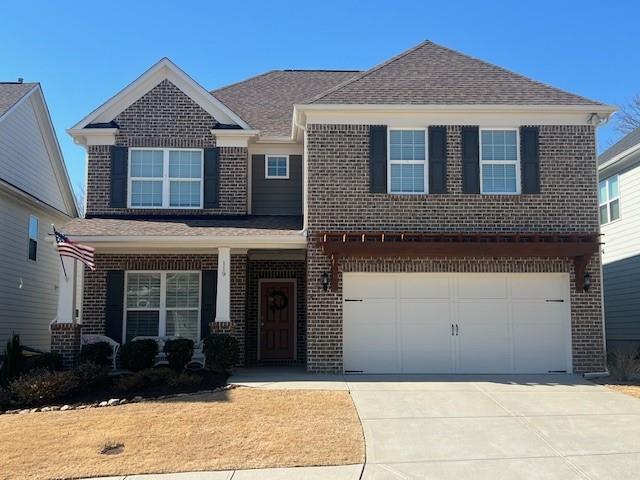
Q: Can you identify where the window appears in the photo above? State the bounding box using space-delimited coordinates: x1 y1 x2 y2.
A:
388 129 427 194
599 175 620 225
27 215 38 261
129 149 203 208
124 271 200 343
265 155 289 179
480 129 520 194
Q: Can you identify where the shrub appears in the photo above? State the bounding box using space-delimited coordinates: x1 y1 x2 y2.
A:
8 369 79 406
0 388 11 410
24 352 62 373
120 340 158 371
204 334 239 372
164 339 194 371
1 334 24 383
608 350 640 381
167 372 203 388
114 367 175 391
74 362 109 388
80 342 113 367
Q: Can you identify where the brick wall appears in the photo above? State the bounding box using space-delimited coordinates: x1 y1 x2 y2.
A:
85 79 247 216
51 323 82 369
246 259 307 365
305 124 604 374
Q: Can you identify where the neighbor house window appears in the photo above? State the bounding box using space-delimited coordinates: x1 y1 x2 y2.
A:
129 148 203 208
124 271 200 342
388 129 427 194
599 175 620 225
480 129 520 194
28 215 38 261
265 155 289 179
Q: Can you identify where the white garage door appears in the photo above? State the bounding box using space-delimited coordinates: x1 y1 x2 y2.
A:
343 273 572 374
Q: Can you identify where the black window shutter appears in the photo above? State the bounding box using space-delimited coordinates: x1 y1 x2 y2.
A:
369 125 387 193
203 148 220 208
105 270 125 343
461 126 480 194
110 146 128 208
521 126 540 194
428 126 447 194
201 270 217 340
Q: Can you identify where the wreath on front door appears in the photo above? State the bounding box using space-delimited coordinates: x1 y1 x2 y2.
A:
269 290 289 311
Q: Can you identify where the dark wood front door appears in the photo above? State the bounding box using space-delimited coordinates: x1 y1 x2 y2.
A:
260 281 295 360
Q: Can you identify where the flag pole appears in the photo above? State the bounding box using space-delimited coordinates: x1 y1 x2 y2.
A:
52 224 68 281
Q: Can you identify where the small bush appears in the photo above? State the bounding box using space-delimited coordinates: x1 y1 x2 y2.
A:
608 350 640 381
75 362 109 388
8 369 79 406
164 339 194 371
167 372 203 388
0 388 11 410
80 342 113 367
114 367 175 391
204 334 239 372
24 352 62 373
1 334 24 383
120 340 158 371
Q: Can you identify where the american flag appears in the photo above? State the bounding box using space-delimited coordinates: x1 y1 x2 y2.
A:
54 228 96 271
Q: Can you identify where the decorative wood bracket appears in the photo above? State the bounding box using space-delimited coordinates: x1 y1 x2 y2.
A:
330 254 339 292
573 254 591 292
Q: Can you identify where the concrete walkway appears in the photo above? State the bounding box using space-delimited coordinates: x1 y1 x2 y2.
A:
233 368 640 479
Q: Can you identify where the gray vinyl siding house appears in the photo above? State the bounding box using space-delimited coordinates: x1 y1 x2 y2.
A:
0 82 78 352
599 127 640 352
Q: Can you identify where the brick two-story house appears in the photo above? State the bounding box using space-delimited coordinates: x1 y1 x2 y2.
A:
60 41 614 374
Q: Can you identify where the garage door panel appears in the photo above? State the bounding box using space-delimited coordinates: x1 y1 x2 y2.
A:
457 302 512 373
510 274 567 300
399 277 450 299
457 276 508 300
343 300 398 373
400 300 454 373
343 274 395 299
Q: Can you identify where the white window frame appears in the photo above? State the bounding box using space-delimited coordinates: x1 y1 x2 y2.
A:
599 175 621 225
28 214 38 261
265 154 290 179
387 127 428 195
123 271 201 344
128 148 204 209
479 128 521 195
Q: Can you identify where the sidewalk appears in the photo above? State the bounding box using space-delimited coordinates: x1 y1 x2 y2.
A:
90 464 364 480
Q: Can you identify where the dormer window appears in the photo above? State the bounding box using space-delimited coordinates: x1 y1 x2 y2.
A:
128 148 203 208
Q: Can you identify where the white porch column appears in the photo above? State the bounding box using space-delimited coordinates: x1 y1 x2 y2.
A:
56 256 77 323
215 247 231 323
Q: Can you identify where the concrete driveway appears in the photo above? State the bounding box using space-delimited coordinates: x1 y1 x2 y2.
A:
232 370 640 479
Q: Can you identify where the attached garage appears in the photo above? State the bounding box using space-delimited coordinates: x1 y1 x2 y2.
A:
343 273 572 374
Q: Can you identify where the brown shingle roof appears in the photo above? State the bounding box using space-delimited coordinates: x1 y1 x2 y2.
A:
211 70 360 136
311 41 604 106
0 82 38 117
63 216 303 237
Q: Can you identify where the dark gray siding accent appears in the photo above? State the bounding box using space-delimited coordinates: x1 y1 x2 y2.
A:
251 155 302 215
603 254 640 344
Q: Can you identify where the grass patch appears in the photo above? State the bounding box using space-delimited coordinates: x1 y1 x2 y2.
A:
0 387 364 479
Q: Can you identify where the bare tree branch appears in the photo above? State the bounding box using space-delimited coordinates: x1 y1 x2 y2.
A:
616 94 640 134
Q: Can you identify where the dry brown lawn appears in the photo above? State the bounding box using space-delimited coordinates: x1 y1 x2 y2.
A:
602 382 640 400
0 387 364 480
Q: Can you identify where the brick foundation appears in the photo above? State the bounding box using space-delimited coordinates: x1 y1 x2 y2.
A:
50 323 82 369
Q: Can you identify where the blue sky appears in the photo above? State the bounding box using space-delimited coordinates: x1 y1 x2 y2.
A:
1 0 637 194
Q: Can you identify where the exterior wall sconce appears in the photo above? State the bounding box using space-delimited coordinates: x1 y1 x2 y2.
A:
321 272 329 292
583 272 591 292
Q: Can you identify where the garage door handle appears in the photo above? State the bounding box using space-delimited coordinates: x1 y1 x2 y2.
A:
345 298 363 302
545 299 565 303
451 324 454 336
455 324 459 336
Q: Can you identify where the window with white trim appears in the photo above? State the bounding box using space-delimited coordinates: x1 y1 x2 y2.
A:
124 271 200 342
129 149 203 208
480 129 520 194
599 175 620 225
265 155 289 179
388 129 427 194
28 215 38 261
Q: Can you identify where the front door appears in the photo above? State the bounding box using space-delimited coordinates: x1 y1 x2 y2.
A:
260 281 295 360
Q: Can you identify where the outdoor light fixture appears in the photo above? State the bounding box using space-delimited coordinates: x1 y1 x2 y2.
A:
583 272 591 292
321 272 329 292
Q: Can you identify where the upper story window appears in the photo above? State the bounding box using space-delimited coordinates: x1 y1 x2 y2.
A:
599 175 620 225
265 155 289 179
480 129 520 194
388 129 427 194
28 215 38 261
129 148 203 208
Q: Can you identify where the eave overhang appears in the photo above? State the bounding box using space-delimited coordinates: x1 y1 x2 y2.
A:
316 232 601 292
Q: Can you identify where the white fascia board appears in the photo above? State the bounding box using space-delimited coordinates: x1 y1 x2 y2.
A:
70 58 250 131
598 143 640 171
292 103 617 134
211 129 260 147
67 128 119 146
